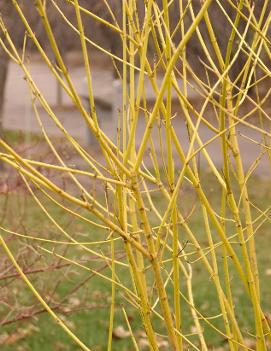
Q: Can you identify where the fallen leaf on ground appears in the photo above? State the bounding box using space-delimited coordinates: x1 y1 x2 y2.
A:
54 341 69 350
157 339 169 348
138 335 169 349
138 338 149 349
68 296 81 307
244 338 256 348
112 325 130 339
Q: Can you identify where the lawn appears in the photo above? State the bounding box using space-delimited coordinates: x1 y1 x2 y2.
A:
0 165 271 350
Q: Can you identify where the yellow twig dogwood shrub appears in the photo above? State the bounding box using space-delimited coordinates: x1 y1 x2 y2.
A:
0 1 271 350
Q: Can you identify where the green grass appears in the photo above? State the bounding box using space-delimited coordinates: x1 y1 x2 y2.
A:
1 130 43 146
0 171 270 350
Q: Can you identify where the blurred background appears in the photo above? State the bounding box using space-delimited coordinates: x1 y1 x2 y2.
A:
1 0 270 137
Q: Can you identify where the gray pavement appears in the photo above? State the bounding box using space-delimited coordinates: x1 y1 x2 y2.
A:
2 60 271 177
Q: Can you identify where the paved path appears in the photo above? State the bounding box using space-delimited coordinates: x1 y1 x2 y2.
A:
3 60 271 177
